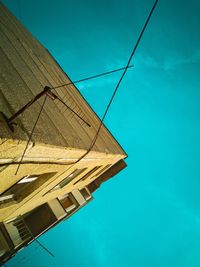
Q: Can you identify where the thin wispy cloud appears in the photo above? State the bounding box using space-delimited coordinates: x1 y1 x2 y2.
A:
134 54 159 69
132 50 200 71
78 60 126 90
163 50 200 70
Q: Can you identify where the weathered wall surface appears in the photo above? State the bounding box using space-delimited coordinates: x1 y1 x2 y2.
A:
0 3 126 156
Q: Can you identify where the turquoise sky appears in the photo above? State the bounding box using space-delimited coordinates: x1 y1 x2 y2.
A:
2 0 200 266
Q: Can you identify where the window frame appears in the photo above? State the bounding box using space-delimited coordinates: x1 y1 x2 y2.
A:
47 168 87 194
73 166 102 185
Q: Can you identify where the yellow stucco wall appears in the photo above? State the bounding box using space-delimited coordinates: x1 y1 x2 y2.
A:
0 3 127 222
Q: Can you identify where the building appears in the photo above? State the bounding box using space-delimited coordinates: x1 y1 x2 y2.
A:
0 2 127 264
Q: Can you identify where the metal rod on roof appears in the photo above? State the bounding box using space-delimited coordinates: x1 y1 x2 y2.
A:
46 89 91 127
7 87 49 123
6 65 133 124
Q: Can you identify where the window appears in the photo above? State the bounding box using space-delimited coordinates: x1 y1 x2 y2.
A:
80 188 92 201
18 176 38 184
73 166 101 185
0 194 14 202
58 193 77 214
49 168 87 193
0 175 39 204
90 164 112 180
0 173 56 205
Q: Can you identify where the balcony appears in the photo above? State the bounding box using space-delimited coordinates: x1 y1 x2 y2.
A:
4 217 32 248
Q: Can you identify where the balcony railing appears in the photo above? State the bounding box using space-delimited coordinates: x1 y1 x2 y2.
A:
4 216 32 248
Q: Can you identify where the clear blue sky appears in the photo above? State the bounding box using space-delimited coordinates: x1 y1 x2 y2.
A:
2 0 200 266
